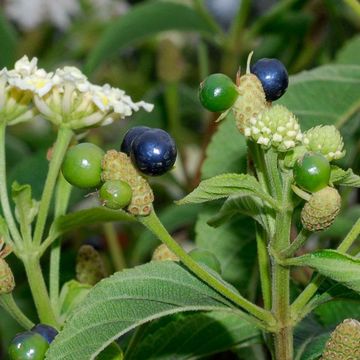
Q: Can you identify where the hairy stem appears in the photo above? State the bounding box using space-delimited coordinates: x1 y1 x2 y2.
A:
33 126 73 246
0 293 34 329
280 228 311 258
139 210 275 328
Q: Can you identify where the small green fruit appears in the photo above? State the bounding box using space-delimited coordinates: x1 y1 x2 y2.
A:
99 180 132 209
8 331 49 360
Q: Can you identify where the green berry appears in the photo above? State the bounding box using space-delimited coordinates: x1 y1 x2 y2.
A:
199 73 238 112
99 180 132 210
62 143 104 189
293 153 330 193
188 249 222 274
9 331 49 360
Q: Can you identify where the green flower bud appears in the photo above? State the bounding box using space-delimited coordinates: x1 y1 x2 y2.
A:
321 319 360 360
301 186 341 232
303 125 345 161
101 150 154 216
243 105 303 151
76 245 108 286
0 258 15 294
152 244 179 262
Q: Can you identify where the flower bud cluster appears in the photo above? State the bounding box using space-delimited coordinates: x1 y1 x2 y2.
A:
0 56 153 129
243 105 303 151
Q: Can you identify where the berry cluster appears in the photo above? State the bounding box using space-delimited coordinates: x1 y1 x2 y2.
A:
61 127 176 214
9 324 58 360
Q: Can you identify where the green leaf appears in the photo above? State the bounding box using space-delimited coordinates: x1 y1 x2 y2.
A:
335 35 360 65
50 207 135 238
278 64 360 130
46 261 236 360
196 208 256 291
126 310 261 359
286 250 360 293
176 173 278 209
207 195 273 235
201 113 247 180
330 166 360 187
11 182 39 227
96 342 123 360
0 11 17 68
297 333 329 360
84 2 215 74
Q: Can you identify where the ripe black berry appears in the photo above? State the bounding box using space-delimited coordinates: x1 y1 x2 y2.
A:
120 126 150 155
31 324 58 344
250 58 288 101
130 129 177 176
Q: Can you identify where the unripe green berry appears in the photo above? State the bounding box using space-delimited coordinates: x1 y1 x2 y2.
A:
321 319 360 360
99 180 132 210
301 186 341 232
303 125 345 161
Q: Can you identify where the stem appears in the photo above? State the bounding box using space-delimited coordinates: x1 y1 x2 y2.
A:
197 40 209 81
0 122 22 247
264 148 283 201
256 224 271 310
49 173 72 313
23 255 58 327
0 293 34 329
271 174 293 360
344 0 360 18
291 217 360 318
33 126 73 246
139 210 275 328
103 223 126 271
280 228 311 258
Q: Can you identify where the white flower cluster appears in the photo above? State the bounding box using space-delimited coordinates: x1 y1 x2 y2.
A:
244 105 303 152
0 56 153 129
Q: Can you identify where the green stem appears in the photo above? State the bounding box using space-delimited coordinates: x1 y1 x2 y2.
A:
0 122 22 247
256 224 271 310
0 293 34 329
33 126 73 246
264 148 283 201
280 228 311 259
103 223 126 271
271 174 293 360
49 173 72 314
139 210 275 328
23 255 58 327
291 217 360 318
197 40 209 81
344 0 360 18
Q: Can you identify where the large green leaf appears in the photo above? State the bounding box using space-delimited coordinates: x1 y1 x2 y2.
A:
84 1 215 74
177 173 278 209
46 261 238 360
195 208 256 291
201 113 247 180
286 250 360 293
126 310 261 359
297 333 329 360
278 64 360 130
335 35 360 65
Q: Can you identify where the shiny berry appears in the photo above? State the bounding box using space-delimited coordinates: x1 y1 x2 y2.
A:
189 249 222 274
251 58 288 101
31 324 58 344
204 0 241 31
293 153 330 193
8 331 49 360
99 180 132 209
62 143 104 189
130 129 177 176
120 126 151 155
199 73 238 112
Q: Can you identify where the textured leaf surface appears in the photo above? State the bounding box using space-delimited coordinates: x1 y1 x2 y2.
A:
46 262 234 360
201 113 247 180
84 2 215 74
196 208 256 291
126 310 260 359
278 64 360 130
336 35 360 65
177 173 277 209
287 250 360 293
330 166 360 187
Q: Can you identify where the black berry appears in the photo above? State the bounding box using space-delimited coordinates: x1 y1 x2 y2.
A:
120 126 151 155
130 129 177 176
251 58 288 101
31 324 58 344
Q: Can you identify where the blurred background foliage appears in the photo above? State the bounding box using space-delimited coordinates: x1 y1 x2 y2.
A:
0 0 359 358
